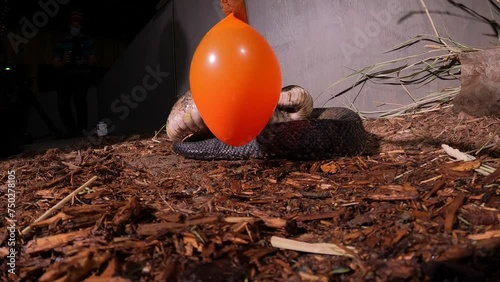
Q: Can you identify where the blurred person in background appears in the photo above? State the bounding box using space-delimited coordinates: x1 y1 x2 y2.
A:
52 11 96 137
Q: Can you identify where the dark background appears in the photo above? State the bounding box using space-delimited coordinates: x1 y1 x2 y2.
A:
1 0 160 42
0 0 171 157
0 0 168 93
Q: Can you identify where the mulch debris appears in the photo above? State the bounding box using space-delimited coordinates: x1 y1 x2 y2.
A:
1 106 499 281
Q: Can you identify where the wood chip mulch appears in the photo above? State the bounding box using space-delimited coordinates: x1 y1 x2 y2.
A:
1 106 499 282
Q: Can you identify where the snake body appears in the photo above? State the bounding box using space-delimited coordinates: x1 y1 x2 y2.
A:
166 86 367 160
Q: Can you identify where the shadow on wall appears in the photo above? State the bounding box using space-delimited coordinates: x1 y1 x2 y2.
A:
445 0 500 40
396 0 500 41
95 4 189 138
170 15 189 98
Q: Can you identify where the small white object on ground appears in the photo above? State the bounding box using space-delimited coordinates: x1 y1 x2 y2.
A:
97 122 108 137
441 144 476 161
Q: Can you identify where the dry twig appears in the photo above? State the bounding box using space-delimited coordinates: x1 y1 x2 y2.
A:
22 176 98 235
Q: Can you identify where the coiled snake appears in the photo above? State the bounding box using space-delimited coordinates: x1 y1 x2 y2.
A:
166 85 367 160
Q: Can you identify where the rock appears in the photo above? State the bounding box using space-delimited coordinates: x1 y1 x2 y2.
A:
453 47 500 117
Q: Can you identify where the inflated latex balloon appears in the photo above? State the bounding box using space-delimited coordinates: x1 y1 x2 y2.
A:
190 13 282 147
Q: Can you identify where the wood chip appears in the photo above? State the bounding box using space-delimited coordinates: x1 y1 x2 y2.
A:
295 212 342 222
450 160 482 172
112 197 142 226
271 236 356 258
367 184 419 201
26 229 91 254
137 216 219 237
320 161 338 174
444 194 467 233
468 229 500 240
38 249 111 282
423 179 445 200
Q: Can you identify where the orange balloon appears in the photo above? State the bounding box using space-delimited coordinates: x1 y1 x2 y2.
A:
190 13 282 147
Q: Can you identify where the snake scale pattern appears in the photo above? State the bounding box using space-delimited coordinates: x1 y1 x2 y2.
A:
166 85 367 160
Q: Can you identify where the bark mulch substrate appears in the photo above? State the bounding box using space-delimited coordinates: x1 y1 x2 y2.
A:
1 106 499 282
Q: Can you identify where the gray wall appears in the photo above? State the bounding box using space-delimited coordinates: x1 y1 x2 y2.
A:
98 0 496 135
175 0 496 112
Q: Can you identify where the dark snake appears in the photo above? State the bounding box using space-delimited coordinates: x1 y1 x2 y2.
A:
166 85 367 160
